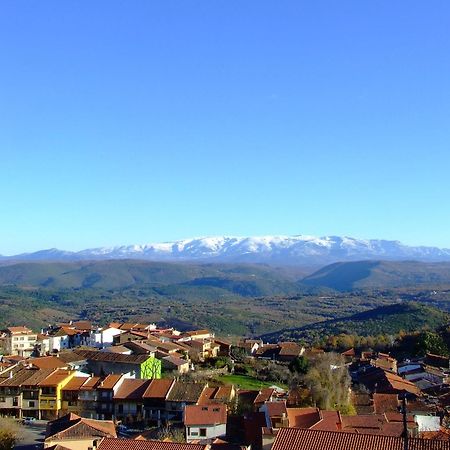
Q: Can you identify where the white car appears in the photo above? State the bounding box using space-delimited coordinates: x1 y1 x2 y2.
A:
22 417 36 425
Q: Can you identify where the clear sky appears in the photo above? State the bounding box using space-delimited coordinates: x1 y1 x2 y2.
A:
1 1 449 255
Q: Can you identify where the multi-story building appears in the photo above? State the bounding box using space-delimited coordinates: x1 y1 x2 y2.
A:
73 349 162 379
61 376 90 416
21 368 57 419
2 327 38 357
38 369 75 420
96 374 124 420
78 376 102 419
142 379 175 427
0 368 35 418
113 378 150 424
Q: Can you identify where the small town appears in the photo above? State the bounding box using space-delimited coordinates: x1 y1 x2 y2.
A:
1 321 450 450
2 1 449 450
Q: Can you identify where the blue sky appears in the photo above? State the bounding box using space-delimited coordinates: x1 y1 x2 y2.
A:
1 1 449 254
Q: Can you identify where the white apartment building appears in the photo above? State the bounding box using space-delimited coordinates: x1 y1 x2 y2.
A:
2 326 38 357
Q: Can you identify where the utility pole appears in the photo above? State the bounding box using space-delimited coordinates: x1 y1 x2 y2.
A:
402 393 408 450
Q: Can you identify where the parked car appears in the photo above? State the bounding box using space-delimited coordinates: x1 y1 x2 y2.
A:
22 417 36 425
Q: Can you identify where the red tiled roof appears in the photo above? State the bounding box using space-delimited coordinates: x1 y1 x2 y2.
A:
98 374 124 390
39 370 73 387
287 407 321 428
373 393 399 414
184 404 227 426
186 329 211 336
28 356 68 370
197 387 216 405
166 381 206 403
254 388 275 404
114 379 150 400
0 367 37 387
74 349 151 364
143 379 174 399
309 410 341 432
46 413 116 440
98 438 207 450
62 376 90 391
272 428 450 450
6 326 33 333
214 386 234 401
80 377 102 390
266 401 287 418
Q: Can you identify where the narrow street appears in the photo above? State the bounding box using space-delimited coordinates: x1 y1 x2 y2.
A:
15 421 47 450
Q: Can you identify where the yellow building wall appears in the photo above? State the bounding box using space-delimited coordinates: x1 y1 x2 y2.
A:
44 438 97 450
40 372 76 412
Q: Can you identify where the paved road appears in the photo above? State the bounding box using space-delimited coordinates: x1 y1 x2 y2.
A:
15 421 47 450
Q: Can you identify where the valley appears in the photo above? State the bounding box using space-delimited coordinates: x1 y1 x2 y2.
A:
1 259 450 342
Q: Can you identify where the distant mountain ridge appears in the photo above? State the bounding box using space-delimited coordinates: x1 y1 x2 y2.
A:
2 235 450 266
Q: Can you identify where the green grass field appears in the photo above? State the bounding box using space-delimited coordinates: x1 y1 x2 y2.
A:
216 374 285 390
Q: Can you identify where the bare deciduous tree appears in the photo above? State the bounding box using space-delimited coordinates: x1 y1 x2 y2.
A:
303 352 353 413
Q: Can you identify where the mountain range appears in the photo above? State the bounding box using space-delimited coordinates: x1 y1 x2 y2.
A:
2 235 450 266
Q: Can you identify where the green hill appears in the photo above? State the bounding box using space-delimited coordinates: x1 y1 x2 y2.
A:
0 260 303 296
260 302 449 343
301 260 450 291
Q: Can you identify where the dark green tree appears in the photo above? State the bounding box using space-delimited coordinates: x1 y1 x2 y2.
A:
289 356 309 374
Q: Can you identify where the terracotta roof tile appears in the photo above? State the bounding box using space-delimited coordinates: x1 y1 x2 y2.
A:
272 428 450 450
39 370 73 387
0 367 37 387
143 379 174 399
254 388 275 404
98 374 124 390
45 413 116 440
80 377 102 390
6 326 33 333
28 356 68 369
114 379 151 400
166 381 206 403
265 401 288 418
287 407 320 428
184 404 227 426
74 349 151 364
62 376 90 391
98 438 207 450
197 387 216 405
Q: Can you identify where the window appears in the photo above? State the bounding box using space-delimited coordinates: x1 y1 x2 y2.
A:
13 397 19 406
28 401 35 408
199 428 207 437
117 404 123 414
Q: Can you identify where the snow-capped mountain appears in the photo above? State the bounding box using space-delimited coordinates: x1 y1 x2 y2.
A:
2 235 450 265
